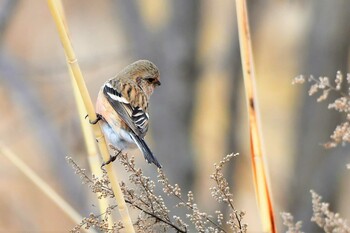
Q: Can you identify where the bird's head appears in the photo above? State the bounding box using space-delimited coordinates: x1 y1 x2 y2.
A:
123 60 161 97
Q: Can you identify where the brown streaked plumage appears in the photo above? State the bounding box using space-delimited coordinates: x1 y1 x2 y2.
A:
95 60 162 168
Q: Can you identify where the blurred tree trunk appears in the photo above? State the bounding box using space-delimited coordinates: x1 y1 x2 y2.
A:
113 0 200 188
290 1 350 231
0 0 18 44
192 0 238 210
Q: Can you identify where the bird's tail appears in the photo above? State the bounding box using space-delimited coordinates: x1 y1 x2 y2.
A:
130 133 162 168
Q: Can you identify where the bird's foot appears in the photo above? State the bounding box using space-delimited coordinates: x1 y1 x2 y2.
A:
100 150 122 171
85 113 103 125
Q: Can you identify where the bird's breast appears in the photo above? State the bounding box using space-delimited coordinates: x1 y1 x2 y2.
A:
100 121 137 151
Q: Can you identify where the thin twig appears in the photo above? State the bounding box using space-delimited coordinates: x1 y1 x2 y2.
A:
308 75 348 98
116 151 171 221
212 174 242 230
68 157 186 232
125 199 186 233
158 170 226 232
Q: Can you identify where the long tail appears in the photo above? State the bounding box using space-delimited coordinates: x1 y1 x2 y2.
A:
130 133 161 168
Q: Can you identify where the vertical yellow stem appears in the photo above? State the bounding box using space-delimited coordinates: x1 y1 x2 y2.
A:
47 1 135 232
57 0 112 227
70 74 114 228
235 0 276 232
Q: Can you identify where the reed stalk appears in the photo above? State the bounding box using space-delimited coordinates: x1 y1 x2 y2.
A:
235 0 276 232
70 73 114 228
47 0 135 231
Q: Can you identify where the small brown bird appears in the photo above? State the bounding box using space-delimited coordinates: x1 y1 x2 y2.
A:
95 60 161 168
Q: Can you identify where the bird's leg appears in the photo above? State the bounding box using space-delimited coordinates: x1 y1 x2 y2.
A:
85 113 103 125
100 150 122 170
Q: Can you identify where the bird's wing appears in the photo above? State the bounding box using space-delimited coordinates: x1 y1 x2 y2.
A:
103 80 161 168
103 80 149 138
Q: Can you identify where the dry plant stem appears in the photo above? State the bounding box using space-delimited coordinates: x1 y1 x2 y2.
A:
280 212 304 233
47 1 135 232
180 196 224 232
308 75 348 98
211 174 241 230
310 190 350 232
61 0 110 223
118 156 184 231
0 144 96 233
120 154 223 232
157 169 225 232
122 159 168 218
74 205 118 232
175 194 224 231
235 0 276 232
69 157 185 232
70 75 101 176
71 72 113 228
126 200 186 233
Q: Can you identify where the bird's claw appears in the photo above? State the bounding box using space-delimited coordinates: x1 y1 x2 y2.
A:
100 150 122 170
86 113 103 125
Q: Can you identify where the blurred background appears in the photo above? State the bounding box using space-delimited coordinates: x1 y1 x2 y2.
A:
1 0 350 232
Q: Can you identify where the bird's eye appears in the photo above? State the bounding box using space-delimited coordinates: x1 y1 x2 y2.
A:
146 77 155 83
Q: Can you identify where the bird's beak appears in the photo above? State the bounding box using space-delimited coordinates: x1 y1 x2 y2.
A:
155 80 161 86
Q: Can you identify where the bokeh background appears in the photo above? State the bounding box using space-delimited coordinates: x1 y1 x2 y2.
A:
1 0 350 232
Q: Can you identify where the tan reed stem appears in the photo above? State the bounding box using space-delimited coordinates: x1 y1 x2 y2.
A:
235 0 276 232
47 0 135 231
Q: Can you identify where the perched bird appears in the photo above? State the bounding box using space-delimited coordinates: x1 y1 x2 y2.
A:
94 60 162 168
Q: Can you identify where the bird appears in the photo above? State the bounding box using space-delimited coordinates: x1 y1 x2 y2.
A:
94 60 162 168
